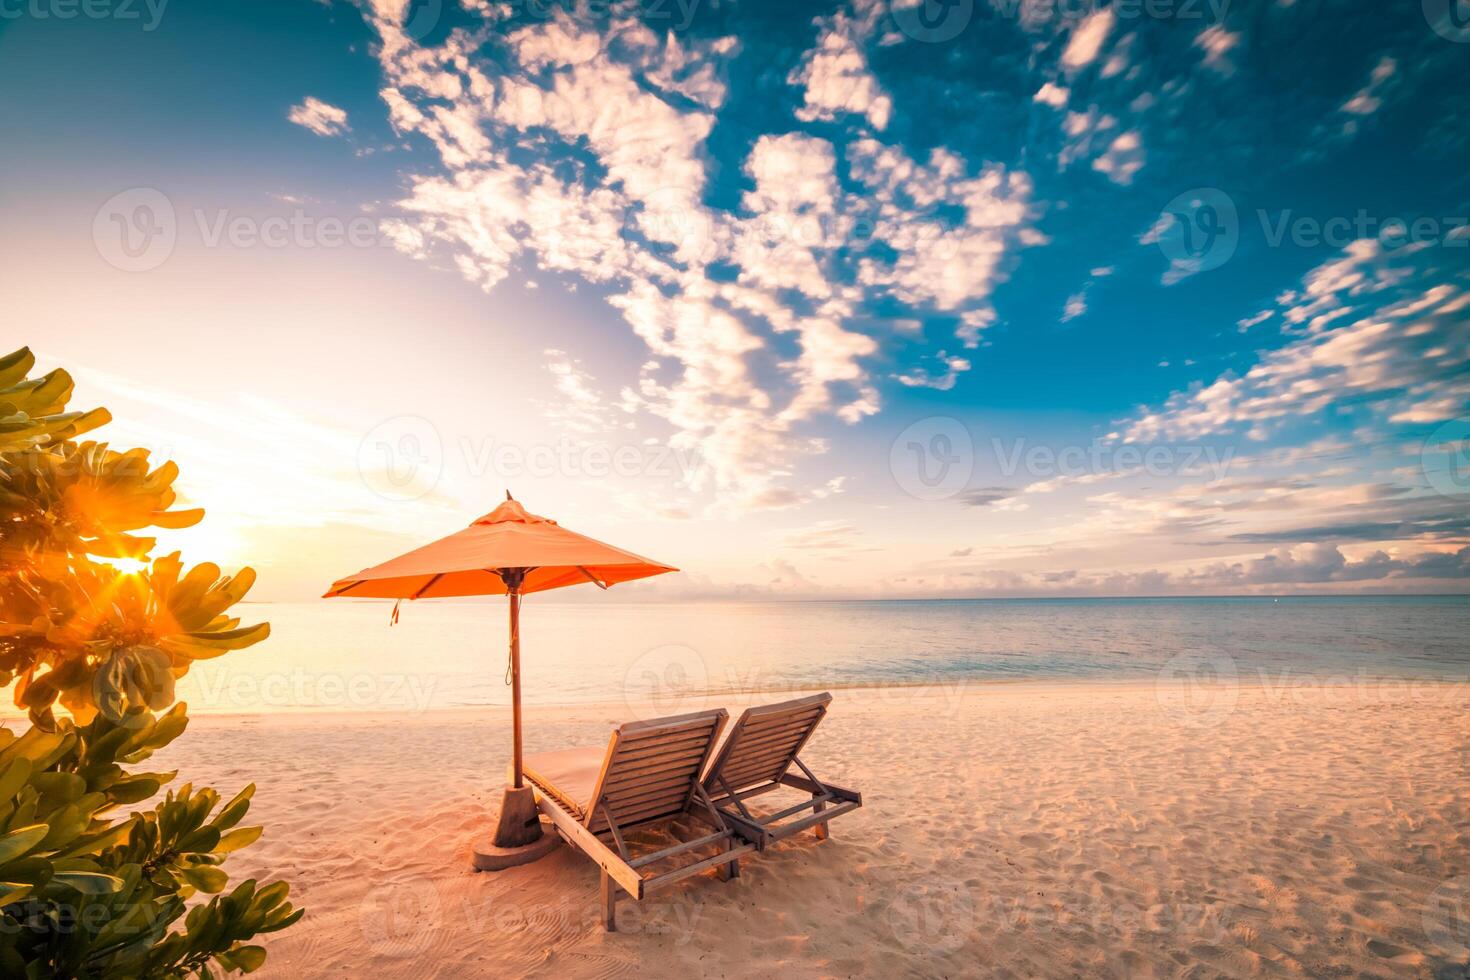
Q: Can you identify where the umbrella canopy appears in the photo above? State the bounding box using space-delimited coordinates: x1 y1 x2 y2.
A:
323 498 677 599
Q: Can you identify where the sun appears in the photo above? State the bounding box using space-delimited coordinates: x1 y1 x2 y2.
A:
106 556 150 576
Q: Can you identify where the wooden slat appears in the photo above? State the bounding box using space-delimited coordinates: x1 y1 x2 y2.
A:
617 708 727 737
716 807 769 847
537 794 644 898
614 728 711 758
721 756 795 787
739 704 824 730
604 780 698 811
643 842 755 894
740 705 823 734
705 784 780 812
725 725 811 757
627 831 728 869
605 761 704 792
604 798 688 827
745 691 831 714
763 792 834 823
766 801 861 840
610 735 713 765
779 771 861 802
523 772 586 821
617 716 719 744
725 742 804 773
602 756 704 790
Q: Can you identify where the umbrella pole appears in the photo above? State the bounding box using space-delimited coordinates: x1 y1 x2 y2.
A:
509 581 523 788
484 568 545 855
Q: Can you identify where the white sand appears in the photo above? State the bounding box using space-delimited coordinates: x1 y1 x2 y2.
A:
157 680 1470 978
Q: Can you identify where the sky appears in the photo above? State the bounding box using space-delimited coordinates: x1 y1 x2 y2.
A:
2 0 1468 600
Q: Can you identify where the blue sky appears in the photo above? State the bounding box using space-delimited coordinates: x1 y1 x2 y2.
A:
2 0 1467 599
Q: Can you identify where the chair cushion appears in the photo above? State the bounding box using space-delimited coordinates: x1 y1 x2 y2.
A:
520 745 606 819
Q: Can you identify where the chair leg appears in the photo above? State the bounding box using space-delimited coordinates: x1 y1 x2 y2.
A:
813 797 830 841
723 839 740 880
600 871 617 931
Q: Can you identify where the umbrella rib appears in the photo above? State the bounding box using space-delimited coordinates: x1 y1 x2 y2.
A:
411 573 444 599
576 566 609 589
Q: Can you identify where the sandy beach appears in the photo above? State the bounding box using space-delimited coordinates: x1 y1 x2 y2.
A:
153 679 1470 978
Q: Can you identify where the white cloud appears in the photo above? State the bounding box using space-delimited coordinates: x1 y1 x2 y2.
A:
287 97 350 137
1341 56 1397 116
1061 8 1115 70
848 139 1037 340
1033 81 1069 108
359 7 1038 512
1194 26 1240 76
541 349 634 434
894 352 971 390
1091 129 1145 185
789 11 892 131
1061 290 1088 322
1115 242 1470 443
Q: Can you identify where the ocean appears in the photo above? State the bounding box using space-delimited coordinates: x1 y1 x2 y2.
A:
173 596 1470 714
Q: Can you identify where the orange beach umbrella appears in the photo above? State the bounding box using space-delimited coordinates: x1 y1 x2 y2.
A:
324 495 677 850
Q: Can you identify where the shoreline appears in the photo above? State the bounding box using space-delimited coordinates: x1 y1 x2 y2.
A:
166 671 1470 722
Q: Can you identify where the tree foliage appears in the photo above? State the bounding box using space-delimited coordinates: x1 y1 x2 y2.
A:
0 348 302 977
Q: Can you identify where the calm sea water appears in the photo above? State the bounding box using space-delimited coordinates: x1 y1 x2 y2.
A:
172 596 1470 714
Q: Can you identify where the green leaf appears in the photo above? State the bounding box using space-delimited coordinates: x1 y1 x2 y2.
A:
225 945 267 973
0 824 50 865
213 785 255 831
215 826 262 853
49 871 125 894
108 775 162 805
181 864 228 894
0 757 32 802
258 905 304 933
0 881 33 904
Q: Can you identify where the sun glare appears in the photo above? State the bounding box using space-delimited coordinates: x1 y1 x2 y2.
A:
107 557 150 576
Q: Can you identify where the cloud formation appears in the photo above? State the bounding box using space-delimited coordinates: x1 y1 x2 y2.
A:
287 97 350 136
362 6 1039 513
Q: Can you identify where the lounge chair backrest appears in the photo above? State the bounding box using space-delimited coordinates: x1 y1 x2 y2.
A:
703 692 831 795
586 708 728 834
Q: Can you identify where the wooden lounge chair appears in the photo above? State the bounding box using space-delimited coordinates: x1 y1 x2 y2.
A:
701 692 862 851
520 708 754 931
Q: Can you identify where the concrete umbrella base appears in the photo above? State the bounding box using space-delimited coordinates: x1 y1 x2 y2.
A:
472 785 561 871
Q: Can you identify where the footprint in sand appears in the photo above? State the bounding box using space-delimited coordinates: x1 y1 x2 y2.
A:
1365 939 1415 961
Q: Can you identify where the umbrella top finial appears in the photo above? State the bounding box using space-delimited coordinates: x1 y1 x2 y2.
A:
472 497 555 527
